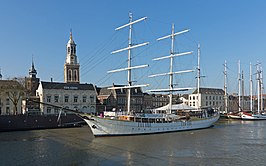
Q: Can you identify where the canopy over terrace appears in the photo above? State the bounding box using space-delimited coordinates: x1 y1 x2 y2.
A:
153 103 196 113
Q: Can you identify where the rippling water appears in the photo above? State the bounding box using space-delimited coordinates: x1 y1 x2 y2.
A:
1 119 266 166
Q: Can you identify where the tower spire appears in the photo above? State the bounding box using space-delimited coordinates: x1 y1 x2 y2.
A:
29 55 37 78
64 30 80 83
70 29 73 40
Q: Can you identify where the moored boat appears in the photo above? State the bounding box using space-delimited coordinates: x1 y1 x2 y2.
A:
241 63 266 120
82 13 219 137
0 114 84 132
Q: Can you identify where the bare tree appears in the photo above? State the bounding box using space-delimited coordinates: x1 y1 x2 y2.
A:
0 78 26 115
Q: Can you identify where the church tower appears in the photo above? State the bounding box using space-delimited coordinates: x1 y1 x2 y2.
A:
64 31 80 83
25 58 40 96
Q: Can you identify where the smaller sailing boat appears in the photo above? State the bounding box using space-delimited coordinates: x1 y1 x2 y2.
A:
241 63 266 120
81 13 219 136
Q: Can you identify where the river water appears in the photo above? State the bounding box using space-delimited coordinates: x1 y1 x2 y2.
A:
0 118 266 166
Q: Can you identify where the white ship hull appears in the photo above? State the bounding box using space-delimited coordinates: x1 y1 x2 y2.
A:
241 113 266 120
227 114 242 119
83 113 220 136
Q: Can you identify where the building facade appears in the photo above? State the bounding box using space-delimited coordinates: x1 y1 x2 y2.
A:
96 84 144 113
189 88 225 110
37 81 96 114
36 31 97 114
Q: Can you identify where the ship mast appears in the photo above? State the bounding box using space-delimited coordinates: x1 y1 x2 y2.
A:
238 60 241 112
257 63 261 114
260 66 264 111
108 13 149 114
224 60 228 114
250 62 253 112
148 23 193 114
197 44 201 110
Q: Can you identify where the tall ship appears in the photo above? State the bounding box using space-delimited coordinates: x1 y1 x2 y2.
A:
241 62 266 120
82 13 220 136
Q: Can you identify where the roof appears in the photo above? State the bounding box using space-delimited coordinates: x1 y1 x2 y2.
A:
40 81 95 91
98 84 143 96
192 88 224 95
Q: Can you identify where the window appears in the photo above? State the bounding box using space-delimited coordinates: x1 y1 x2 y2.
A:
54 95 59 102
209 96 211 100
54 108 59 114
6 98 10 105
0 107 1 115
74 96 78 103
68 69 72 81
47 95 51 102
6 107 10 114
65 95 69 102
206 102 208 106
74 70 77 81
47 107 51 114
90 96 94 103
83 96 87 102
206 96 208 100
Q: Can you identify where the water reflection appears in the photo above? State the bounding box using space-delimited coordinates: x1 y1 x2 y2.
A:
1 119 266 165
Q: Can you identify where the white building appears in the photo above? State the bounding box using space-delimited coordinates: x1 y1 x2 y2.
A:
36 31 96 114
189 88 225 110
36 81 96 114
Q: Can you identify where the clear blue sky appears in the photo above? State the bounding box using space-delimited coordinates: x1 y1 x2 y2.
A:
1 0 266 94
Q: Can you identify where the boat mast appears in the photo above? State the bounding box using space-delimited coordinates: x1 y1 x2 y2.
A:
257 63 260 114
148 24 193 114
197 44 201 110
260 66 264 111
242 70 244 110
250 62 253 112
108 13 149 114
127 13 133 114
169 24 175 113
224 60 228 114
238 60 241 112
